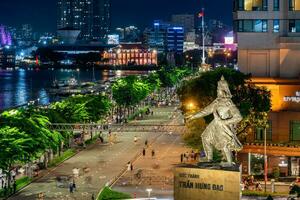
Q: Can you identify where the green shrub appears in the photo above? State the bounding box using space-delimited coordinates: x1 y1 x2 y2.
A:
48 149 76 167
16 176 32 190
242 190 288 197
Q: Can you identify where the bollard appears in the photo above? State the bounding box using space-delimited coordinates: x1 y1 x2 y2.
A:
271 179 275 193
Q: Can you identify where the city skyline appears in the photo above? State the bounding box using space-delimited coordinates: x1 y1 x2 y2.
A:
0 0 232 32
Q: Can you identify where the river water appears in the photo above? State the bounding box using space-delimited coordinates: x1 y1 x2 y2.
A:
0 68 148 110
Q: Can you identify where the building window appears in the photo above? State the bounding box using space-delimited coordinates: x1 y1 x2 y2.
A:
290 0 300 10
273 19 280 32
236 20 268 32
289 20 300 32
291 121 300 141
255 121 272 141
234 0 268 11
273 0 280 10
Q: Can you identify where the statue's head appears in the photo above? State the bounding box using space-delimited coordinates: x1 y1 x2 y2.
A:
217 76 232 98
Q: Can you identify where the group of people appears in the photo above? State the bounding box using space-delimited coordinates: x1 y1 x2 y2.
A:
0 170 18 197
241 176 262 191
142 148 155 158
180 150 198 163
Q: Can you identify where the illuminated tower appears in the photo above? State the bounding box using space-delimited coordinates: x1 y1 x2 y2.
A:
57 0 111 41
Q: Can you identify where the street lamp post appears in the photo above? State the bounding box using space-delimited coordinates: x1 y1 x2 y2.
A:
264 127 268 192
201 8 206 65
146 188 152 199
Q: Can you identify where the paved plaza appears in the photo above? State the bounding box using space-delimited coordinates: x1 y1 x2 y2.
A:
9 106 184 200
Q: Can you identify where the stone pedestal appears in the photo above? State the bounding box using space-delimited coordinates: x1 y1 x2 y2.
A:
174 164 241 200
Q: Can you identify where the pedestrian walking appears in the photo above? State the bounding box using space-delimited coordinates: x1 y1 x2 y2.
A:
127 162 131 171
130 163 133 171
186 151 189 162
3 184 7 197
191 151 195 161
152 149 155 158
69 182 73 193
134 136 138 144
91 193 95 200
180 154 184 163
13 181 16 194
145 140 148 147
194 151 198 161
72 180 76 191
143 148 146 156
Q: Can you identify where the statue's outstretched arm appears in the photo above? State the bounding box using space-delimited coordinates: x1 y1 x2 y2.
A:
189 101 215 120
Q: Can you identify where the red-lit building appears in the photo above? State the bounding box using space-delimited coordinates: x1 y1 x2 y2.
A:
103 43 157 66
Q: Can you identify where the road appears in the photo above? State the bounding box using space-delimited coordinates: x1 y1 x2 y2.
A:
10 106 182 200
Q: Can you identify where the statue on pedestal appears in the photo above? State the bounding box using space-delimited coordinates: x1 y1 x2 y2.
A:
187 76 243 166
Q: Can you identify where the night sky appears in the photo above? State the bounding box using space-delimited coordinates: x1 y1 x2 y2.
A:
0 0 232 32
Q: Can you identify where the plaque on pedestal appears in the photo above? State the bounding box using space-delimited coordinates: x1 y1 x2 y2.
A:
174 164 241 200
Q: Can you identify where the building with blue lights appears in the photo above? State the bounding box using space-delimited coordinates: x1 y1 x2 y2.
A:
144 20 184 53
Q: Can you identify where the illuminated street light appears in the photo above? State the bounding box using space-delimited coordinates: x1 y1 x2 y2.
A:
186 101 195 111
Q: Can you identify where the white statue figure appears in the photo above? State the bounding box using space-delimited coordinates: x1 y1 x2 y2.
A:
187 76 243 166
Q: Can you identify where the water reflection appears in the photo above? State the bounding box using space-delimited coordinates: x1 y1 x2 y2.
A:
0 68 149 110
15 69 28 106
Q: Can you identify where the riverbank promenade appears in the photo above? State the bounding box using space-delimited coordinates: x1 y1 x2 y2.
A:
9 106 185 200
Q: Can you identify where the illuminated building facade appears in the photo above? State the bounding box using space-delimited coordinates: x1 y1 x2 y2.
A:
57 0 111 41
144 20 184 53
234 0 300 78
234 0 300 176
103 43 157 66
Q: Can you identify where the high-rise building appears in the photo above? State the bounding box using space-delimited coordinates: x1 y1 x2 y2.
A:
233 0 300 78
144 20 184 53
57 0 111 41
171 14 195 33
21 24 33 41
234 0 300 177
93 0 111 40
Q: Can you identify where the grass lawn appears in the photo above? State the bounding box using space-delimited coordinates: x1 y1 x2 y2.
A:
48 149 76 168
98 186 131 200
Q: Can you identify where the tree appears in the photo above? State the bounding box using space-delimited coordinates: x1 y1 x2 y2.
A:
85 95 112 122
112 76 150 107
0 126 34 182
1 109 62 154
112 75 151 118
177 67 271 147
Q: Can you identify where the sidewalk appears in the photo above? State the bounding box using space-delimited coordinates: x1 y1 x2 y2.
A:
9 106 178 200
112 115 191 199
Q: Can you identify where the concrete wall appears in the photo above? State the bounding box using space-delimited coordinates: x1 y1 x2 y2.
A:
238 49 280 77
